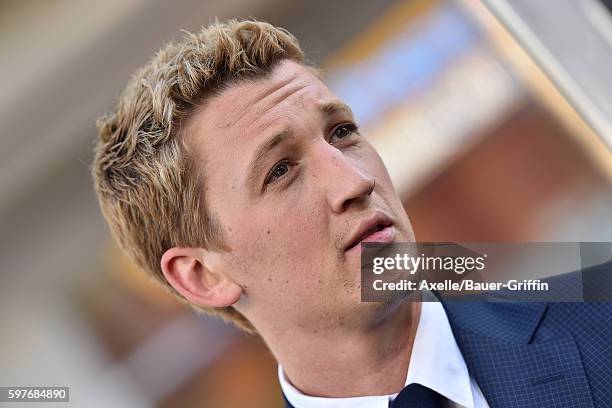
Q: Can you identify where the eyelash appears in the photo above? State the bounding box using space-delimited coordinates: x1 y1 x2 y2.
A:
263 122 360 188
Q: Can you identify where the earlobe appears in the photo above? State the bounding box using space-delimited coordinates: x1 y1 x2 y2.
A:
160 247 242 308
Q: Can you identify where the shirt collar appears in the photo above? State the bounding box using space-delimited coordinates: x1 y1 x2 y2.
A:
406 301 474 407
278 301 475 408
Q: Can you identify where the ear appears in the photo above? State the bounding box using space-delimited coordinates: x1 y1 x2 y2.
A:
160 247 242 308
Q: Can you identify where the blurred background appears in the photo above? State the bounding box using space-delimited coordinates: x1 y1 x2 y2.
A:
1 0 611 407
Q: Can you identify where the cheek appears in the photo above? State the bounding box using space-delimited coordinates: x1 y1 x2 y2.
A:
362 145 392 182
261 206 323 257
359 146 397 197
225 200 328 283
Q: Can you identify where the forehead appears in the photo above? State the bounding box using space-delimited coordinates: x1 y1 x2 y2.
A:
187 59 340 181
205 60 333 133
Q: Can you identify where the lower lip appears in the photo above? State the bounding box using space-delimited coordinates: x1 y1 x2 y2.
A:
346 225 396 255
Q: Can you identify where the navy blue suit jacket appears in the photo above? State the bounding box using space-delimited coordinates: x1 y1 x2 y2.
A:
284 261 612 407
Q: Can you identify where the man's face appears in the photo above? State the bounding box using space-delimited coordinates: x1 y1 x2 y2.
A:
188 59 415 331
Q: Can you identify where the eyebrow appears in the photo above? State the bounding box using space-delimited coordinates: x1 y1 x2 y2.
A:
245 100 354 190
317 100 354 117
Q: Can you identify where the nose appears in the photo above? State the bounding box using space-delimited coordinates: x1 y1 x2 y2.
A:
317 146 376 213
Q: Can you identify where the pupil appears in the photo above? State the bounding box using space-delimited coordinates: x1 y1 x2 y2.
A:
274 163 288 177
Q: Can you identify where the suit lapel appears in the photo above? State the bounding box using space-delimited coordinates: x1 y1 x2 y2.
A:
441 300 595 408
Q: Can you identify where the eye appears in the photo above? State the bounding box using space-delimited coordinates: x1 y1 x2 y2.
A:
264 160 293 186
330 123 359 144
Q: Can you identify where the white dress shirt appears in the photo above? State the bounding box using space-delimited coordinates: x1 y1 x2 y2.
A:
279 301 490 408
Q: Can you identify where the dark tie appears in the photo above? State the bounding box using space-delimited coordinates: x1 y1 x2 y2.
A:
390 383 449 408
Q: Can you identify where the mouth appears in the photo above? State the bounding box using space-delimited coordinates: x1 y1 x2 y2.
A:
345 214 396 254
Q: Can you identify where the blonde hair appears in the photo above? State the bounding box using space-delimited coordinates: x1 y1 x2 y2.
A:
92 19 305 334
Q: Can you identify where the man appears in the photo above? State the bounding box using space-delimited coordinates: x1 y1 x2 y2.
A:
92 19 611 407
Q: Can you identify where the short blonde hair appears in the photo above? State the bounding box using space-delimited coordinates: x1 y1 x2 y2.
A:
92 19 305 334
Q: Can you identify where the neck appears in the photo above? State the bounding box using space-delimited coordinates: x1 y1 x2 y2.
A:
265 301 422 398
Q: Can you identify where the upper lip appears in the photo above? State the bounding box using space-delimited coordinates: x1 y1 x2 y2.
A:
344 212 394 251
